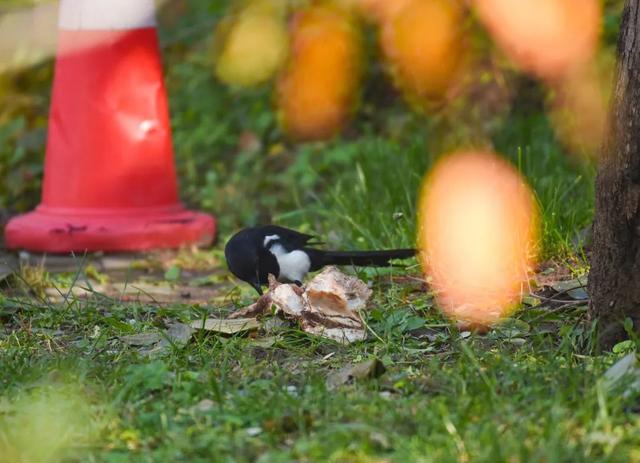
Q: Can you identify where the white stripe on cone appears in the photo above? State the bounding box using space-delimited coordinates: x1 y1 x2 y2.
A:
59 0 156 31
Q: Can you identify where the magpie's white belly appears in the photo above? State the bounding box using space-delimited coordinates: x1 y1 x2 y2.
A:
268 244 311 282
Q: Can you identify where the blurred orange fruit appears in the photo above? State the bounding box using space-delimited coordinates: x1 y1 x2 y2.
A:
473 0 601 80
418 151 539 327
214 0 289 87
277 4 362 141
547 51 613 158
380 0 465 108
355 0 412 23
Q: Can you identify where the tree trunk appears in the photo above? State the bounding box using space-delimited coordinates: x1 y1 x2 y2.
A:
589 0 640 348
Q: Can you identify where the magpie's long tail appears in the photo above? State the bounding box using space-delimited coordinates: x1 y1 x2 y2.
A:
307 248 416 271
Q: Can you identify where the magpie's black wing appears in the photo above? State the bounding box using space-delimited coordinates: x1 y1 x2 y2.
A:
258 225 322 248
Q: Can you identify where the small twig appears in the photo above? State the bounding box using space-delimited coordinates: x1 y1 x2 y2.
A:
543 281 587 297
355 308 384 344
529 294 585 304
528 301 588 323
403 275 429 284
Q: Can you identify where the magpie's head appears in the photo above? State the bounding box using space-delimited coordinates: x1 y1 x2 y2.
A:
224 229 264 295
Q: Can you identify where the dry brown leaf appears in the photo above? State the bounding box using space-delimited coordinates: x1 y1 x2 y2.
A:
136 322 194 357
190 317 260 334
227 293 272 319
326 359 386 389
166 323 194 345
120 332 163 346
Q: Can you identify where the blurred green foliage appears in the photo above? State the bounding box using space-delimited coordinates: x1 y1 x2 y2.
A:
0 0 625 256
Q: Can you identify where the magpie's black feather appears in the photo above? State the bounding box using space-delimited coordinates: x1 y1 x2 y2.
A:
307 249 416 270
225 225 415 294
257 225 316 247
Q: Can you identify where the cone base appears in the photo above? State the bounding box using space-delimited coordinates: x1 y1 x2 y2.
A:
4 205 215 253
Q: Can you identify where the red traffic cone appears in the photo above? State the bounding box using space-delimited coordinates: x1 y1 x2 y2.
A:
4 0 215 253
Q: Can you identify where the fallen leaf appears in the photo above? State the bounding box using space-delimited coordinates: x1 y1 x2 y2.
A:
228 294 272 319
521 295 541 307
245 426 263 437
120 332 163 346
101 256 136 271
497 319 531 337
326 359 386 389
310 327 368 344
370 431 392 450
262 317 289 333
190 317 260 334
603 352 640 398
194 399 215 412
550 277 587 294
135 323 194 357
406 327 439 342
165 322 194 346
0 252 18 283
456 320 490 334
566 287 589 300
604 352 637 385
250 336 279 348
0 263 13 282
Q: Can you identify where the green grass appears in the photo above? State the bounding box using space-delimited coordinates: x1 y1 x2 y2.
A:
0 1 635 462
0 1 597 260
1 269 639 462
273 112 596 259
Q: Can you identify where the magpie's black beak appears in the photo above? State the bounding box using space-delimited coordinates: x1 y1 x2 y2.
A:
251 281 263 295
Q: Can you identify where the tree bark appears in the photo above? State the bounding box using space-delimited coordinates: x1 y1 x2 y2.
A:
589 0 640 348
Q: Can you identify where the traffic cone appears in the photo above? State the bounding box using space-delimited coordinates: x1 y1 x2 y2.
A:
4 0 215 253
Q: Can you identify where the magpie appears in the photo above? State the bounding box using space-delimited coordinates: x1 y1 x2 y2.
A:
224 225 416 294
